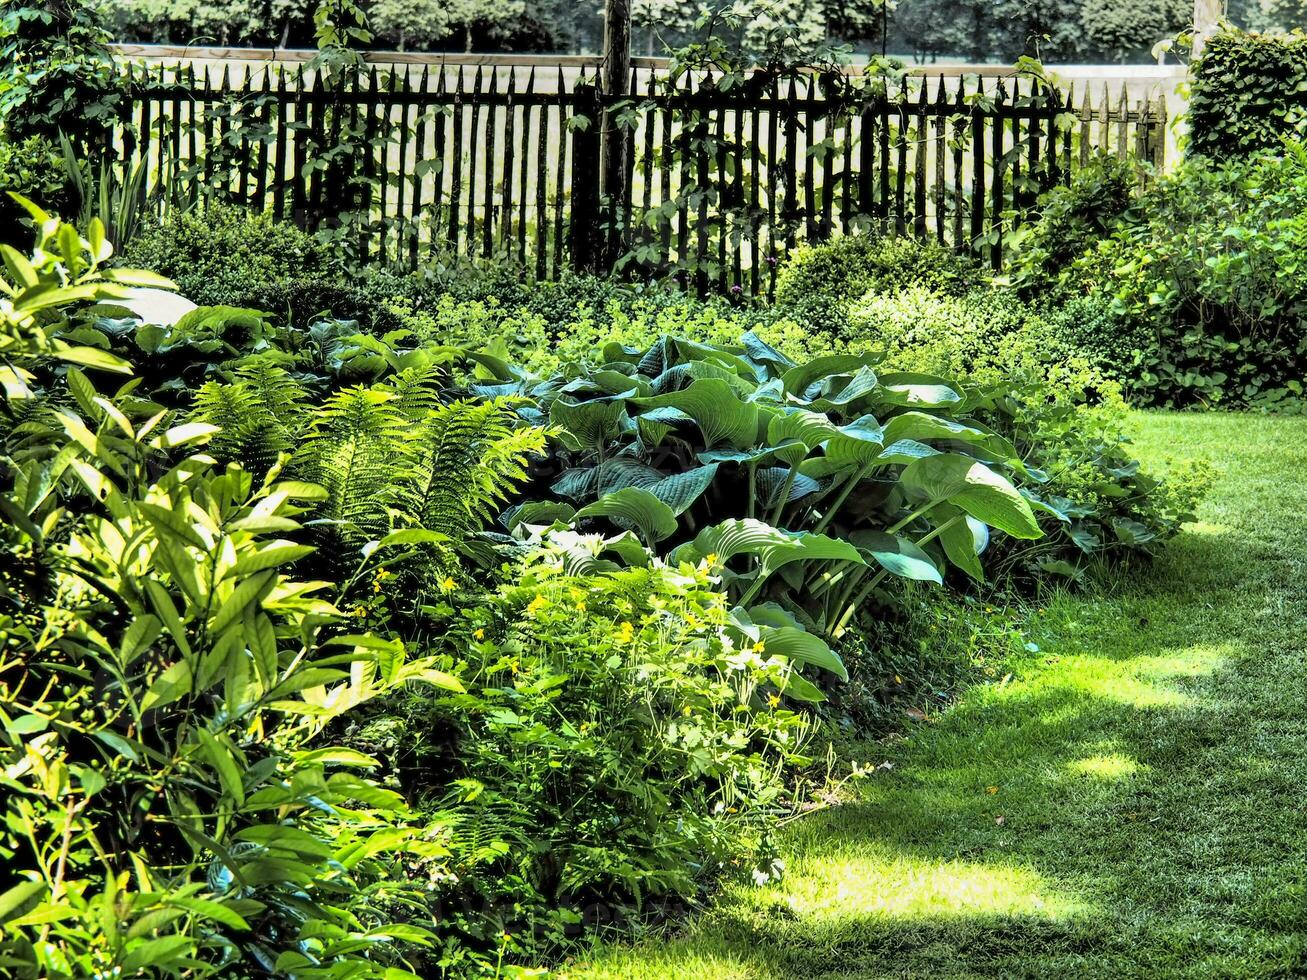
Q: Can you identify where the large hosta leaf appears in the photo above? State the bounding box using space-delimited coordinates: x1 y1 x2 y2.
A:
875 372 964 408
881 411 1016 460
631 378 761 449
804 366 882 413
741 330 797 372
781 354 879 397
756 626 848 680
550 396 633 451
824 415 886 466
757 530 867 580
645 464 719 516
937 508 986 580
902 453 1041 539
757 467 822 507
768 409 840 458
679 518 792 564
575 487 678 545
849 530 942 583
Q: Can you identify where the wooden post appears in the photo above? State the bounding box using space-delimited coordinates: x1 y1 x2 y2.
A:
570 81 605 272
599 0 632 269
1193 0 1222 58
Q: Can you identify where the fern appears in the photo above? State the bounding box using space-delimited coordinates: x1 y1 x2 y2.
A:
395 398 547 545
190 364 308 475
293 386 411 566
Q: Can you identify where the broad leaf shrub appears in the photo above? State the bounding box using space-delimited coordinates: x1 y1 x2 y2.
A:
1189 30 1307 160
0 201 457 976
839 285 1210 574
0 133 76 236
120 203 347 315
360 544 814 972
773 233 980 335
1025 140 1307 409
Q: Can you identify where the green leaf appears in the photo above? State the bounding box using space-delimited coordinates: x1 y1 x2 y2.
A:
54 346 133 374
210 571 276 635
875 372 964 408
780 354 878 396
758 626 848 680
576 487 679 546
141 659 194 713
631 378 761 449
0 880 46 924
849 530 942 583
196 728 246 807
902 453 1041 539
645 464 719 516
232 543 314 576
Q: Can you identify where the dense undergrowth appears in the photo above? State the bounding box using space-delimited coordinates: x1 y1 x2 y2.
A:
0 184 1215 976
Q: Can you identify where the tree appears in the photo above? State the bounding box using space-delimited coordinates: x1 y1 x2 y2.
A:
1078 0 1190 62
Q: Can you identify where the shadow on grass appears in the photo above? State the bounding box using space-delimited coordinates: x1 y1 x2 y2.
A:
573 505 1307 978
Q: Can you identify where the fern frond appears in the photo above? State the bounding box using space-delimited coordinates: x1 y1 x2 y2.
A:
189 365 308 475
396 398 547 544
382 364 446 421
294 386 411 564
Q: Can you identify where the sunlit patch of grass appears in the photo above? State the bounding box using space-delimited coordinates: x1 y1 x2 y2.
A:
1066 753 1140 780
764 853 1086 922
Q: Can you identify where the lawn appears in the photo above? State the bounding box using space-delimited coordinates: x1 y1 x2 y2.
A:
568 410 1307 979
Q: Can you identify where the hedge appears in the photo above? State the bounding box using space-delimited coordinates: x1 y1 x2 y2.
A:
1189 31 1307 159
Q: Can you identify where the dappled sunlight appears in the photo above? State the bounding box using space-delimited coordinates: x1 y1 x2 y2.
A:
1066 752 1141 780
769 852 1088 923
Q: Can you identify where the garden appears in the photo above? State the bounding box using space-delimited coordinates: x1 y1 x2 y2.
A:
2 3 1307 977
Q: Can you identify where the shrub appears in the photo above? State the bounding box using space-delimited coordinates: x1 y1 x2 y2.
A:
1190 30 1307 160
1008 152 1138 295
0 134 74 235
371 550 814 970
120 203 341 311
838 285 1210 573
0 210 453 978
1074 142 1307 408
774 234 979 334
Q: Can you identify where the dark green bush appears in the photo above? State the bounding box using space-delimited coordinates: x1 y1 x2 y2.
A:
1008 153 1138 294
0 134 74 235
774 234 980 334
1072 142 1307 408
1190 31 1307 160
120 203 341 310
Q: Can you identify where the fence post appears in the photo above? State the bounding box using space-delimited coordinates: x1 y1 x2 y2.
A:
599 0 632 270
570 81 604 272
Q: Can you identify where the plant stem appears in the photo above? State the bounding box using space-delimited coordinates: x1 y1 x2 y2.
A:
832 513 965 636
810 460 874 537
766 464 799 526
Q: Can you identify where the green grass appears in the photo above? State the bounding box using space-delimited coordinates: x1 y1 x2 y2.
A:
565 411 1307 979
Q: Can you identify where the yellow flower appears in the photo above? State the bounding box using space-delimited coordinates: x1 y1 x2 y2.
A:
767 694 780 708
439 576 457 592
752 640 766 654
526 594 548 617
616 621 635 643
510 660 520 675
575 601 586 612
681 705 692 717
704 552 719 566
473 628 486 641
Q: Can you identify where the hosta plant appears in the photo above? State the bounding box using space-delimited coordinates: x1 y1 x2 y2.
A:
482 333 1047 641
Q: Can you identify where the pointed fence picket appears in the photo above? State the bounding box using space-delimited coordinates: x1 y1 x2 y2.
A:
107 62 1166 290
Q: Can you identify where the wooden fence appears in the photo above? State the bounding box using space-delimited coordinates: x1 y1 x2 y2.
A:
109 60 1167 289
